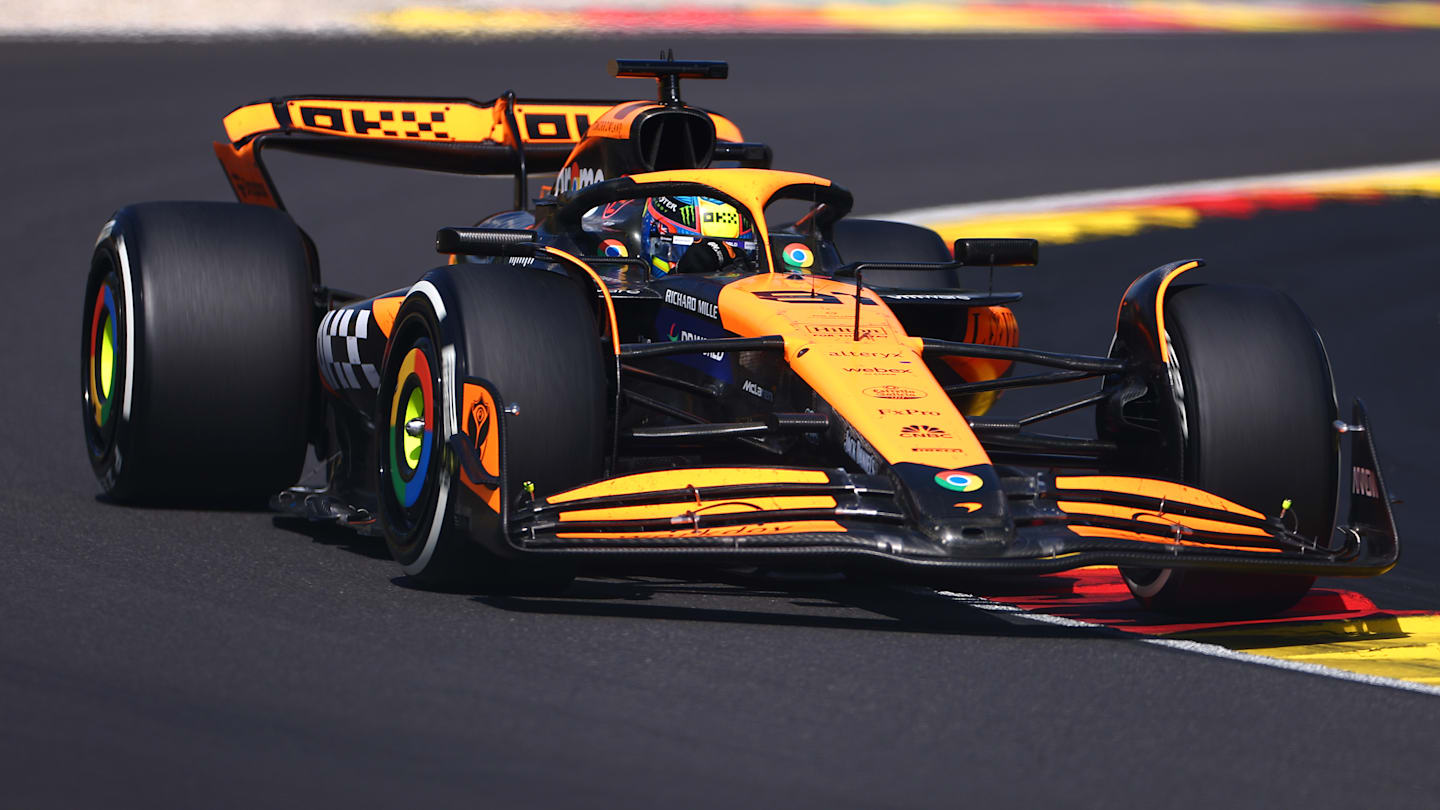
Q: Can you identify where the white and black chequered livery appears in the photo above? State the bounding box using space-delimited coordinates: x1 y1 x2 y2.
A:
317 308 381 390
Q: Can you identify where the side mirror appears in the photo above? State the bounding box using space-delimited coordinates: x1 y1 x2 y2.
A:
436 227 537 257
954 238 1038 267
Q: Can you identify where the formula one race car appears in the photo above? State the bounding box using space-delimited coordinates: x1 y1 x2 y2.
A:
81 56 1398 614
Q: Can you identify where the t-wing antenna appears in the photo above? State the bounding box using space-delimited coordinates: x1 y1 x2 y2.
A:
608 52 729 107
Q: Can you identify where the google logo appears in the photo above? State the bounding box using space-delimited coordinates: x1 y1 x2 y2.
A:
934 469 983 492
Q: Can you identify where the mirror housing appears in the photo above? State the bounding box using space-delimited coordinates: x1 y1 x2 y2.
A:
954 238 1038 267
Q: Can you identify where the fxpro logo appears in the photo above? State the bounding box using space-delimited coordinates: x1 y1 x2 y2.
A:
879 408 941 417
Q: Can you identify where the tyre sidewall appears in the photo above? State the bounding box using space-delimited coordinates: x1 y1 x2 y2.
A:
82 228 139 498
376 284 456 575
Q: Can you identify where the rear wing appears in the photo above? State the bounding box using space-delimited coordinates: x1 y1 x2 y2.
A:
212 93 744 210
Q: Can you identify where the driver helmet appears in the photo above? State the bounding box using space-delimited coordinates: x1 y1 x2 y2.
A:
641 195 756 276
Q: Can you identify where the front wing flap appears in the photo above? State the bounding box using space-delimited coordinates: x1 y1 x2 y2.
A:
495 403 1396 576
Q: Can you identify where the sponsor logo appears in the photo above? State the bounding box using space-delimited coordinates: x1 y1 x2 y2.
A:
781 242 815 269
296 103 453 141
741 380 773 402
805 323 888 340
465 395 491 457
828 350 901 359
1352 466 1380 498
953 502 982 513
842 366 913 376
935 469 983 492
908 447 968 453
884 293 977 301
843 428 880 475
879 408 941 416
664 289 719 319
554 165 605 195
600 239 628 258
507 256 535 266
900 425 951 439
864 385 926 400
667 323 725 362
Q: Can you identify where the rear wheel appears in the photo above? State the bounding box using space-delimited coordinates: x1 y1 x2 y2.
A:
1118 284 1337 615
81 202 315 504
830 219 957 288
375 264 607 590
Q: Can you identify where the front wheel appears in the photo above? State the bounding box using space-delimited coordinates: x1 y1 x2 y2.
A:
375 265 608 590
1116 283 1337 615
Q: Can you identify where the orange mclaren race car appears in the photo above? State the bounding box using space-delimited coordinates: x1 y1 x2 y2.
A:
80 56 1397 615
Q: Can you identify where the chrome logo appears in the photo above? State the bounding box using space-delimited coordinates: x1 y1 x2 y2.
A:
935 469 983 492
781 242 814 269
601 238 628 258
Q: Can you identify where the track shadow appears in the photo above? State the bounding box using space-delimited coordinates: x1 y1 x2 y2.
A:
271 516 393 561
473 567 1104 639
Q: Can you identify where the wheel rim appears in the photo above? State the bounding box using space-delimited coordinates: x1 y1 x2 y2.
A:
83 269 124 460
88 284 119 428
388 345 434 511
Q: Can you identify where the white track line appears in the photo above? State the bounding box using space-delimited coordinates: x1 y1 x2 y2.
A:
881 158 1440 224
931 589 1440 698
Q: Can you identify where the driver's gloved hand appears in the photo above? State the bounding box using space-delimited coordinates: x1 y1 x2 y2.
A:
676 239 752 274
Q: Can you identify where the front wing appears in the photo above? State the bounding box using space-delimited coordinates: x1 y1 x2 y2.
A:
484 401 1397 577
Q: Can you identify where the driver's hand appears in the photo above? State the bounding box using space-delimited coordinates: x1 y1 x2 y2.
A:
676 239 753 275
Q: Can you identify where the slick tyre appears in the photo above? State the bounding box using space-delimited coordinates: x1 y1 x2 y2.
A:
81 202 315 504
1119 284 1338 616
375 265 607 591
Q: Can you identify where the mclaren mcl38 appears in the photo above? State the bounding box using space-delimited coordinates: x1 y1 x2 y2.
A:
81 56 1397 614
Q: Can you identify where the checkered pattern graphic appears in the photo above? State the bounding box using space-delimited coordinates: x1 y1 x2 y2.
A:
317 308 380 390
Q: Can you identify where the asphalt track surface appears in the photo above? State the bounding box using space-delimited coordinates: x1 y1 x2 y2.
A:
3 34 1439 808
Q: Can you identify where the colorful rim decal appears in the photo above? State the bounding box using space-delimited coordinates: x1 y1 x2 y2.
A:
389 346 434 509
781 242 814 269
402 387 424 469
935 469 983 492
88 284 118 428
601 238 629 258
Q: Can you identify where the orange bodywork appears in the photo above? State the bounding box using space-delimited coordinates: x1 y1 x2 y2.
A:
1055 475 1266 519
714 272 992 472
213 96 747 210
211 141 278 208
543 468 844 537
1053 475 1278 551
459 382 502 512
370 296 403 339
548 467 830 503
